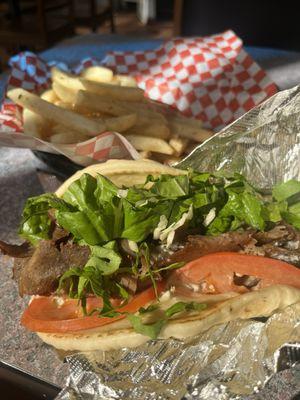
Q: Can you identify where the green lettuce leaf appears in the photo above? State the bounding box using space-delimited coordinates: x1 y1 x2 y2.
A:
281 211 300 229
57 174 123 244
207 185 265 234
126 314 166 340
122 200 171 242
19 193 73 244
85 241 121 276
165 301 207 318
273 180 300 202
150 174 190 198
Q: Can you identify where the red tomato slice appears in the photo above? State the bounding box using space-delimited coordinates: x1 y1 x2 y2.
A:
170 252 300 294
21 282 164 334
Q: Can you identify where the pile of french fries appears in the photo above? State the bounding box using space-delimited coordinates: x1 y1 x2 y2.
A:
7 65 214 165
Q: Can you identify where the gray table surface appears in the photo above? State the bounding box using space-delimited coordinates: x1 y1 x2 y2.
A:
1 33 300 388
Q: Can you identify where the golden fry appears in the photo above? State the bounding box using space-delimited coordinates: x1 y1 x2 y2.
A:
101 114 137 133
168 120 214 142
23 108 48 139
81 79 145 102
125 134 174 155
51 67 85 91
151 152 181 166
80 66 113 83
52 81 77 104
75 90 128 116
50 129 90 144
169 136 189 156
8 88 106 136
40 89 58 103
125 123 170 139
114 75 138 87
75 90 165 128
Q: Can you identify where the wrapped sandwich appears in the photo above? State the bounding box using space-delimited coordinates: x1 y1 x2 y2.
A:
1 159 300 351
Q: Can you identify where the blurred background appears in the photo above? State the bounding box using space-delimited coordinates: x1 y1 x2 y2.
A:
1 0 300 72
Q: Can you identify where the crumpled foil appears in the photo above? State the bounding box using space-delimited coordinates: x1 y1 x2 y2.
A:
178 85 300 190
55 86 300 399
55 304 300 400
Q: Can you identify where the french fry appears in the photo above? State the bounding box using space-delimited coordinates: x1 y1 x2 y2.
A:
125 134 174 155
75 90 166 127
119 101 167 123
23 108 48 139
125 123 170 139
114 75 138 87
51 67 85 91
49 128 90 144
8 88 106 136
151 152 181 166
75 90 128 116
169 136 189 156
40 89 58 103
52 81 77 104
52 67 145 101
53 100 74 110
54 99 97 116
81 79 145 102
168 120 214 142
80 66 113 83
100 114 137 132
170 115 204 129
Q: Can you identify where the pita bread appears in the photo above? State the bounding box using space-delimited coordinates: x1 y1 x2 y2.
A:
37 285 300 351
55 159 185 197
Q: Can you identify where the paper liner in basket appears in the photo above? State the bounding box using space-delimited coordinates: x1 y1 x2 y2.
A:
104 30 277 129
0 31 277 166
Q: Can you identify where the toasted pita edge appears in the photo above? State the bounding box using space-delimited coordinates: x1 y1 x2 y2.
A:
37 285 300 352
55 159 186 197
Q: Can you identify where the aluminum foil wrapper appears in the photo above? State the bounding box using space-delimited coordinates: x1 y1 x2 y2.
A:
55 86 300 399
55 304 300 400
178 85 300 190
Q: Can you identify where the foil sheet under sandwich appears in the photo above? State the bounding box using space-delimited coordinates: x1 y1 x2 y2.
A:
55 85 300 399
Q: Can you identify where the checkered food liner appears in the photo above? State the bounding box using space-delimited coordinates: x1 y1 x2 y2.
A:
0 30 277 166
104 30 277 129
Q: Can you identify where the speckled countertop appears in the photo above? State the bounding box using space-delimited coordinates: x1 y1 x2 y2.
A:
0 147 69 387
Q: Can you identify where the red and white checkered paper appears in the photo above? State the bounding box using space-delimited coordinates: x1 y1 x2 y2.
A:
105 30 277 129
0 30 277 165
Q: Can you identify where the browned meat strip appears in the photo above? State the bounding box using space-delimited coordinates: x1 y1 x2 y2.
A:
60 242 90 269
253 223 299 246
14 240 90 296
119 274 138 295
0 240 32 258
242 223 300 266
18 241 66 296
261 244 300 266
155 230 254 267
